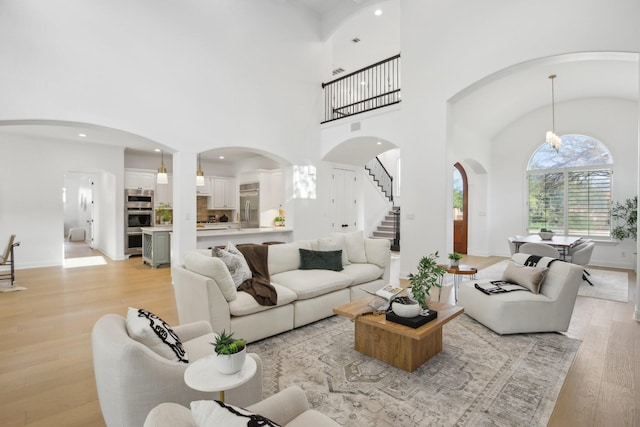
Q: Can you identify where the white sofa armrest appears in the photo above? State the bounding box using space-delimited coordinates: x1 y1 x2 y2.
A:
246 386 310 426
172 320 213 342
143 403 195 427
364 237 391 281
172 266 231 333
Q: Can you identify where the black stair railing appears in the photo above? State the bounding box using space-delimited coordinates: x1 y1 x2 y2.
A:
365 157 393 203
321 54 401 124
391 207 400 252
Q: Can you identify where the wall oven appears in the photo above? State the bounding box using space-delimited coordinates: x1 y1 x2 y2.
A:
125 189 154 255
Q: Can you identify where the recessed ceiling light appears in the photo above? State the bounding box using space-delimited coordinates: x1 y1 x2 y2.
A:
154 148 161 152
219 156 225 160
78 133 87 137
374 9 382 16
377 141 382 145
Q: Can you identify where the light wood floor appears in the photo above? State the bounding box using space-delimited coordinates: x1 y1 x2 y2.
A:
0 247 637 426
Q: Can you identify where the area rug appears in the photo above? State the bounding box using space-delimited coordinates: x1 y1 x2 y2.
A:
475 260 629 303
250 314 580 426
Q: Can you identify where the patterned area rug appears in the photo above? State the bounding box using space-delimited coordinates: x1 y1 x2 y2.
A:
476 260 629 303
250 314 580 426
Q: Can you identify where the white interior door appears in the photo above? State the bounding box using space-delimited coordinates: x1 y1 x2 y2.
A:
331 168 357 231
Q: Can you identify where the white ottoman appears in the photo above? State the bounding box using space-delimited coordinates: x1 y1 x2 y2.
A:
68 228 85 242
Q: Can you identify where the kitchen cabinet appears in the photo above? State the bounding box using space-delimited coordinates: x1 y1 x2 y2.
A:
210 177 236 209
196 177 212 196
125 170 156 191
142 228 171 268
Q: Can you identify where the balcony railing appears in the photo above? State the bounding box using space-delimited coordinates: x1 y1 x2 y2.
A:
321 54 401 124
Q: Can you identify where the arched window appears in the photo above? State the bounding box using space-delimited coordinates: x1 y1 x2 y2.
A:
527 135 613 238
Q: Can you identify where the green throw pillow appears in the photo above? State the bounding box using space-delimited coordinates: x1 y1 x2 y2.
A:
299 248 343 271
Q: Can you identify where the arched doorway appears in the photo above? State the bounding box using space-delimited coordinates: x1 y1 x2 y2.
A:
453 162 468 254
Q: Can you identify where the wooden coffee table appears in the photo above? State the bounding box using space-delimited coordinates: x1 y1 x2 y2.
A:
333 298 463 372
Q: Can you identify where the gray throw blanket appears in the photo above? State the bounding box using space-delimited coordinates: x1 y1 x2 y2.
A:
236 244 277 306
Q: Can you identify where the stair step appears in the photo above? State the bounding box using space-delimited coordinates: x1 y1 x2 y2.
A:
377 225 395 232
381 220 396 227
373 231 395 238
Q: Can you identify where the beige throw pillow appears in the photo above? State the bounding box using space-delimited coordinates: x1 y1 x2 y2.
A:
318 236 350 266
502 261 548 294
332 230 367 263
184 251 237 301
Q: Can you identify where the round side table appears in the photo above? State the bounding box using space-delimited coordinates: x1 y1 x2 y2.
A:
442 264 477 304
184 354 257 402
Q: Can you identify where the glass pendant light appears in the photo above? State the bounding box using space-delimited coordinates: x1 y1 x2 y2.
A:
157 150 168 184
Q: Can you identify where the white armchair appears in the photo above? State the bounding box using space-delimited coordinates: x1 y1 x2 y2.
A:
458 253 583 334
92 314 263 427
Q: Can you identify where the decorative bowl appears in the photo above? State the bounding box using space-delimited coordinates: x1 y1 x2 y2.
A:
391 300 421 318
538 231 554 240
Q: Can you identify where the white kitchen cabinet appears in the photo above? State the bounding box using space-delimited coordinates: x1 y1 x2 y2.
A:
196 177 212 196
125 170 156 191
270 170 283 210
210 177 236 209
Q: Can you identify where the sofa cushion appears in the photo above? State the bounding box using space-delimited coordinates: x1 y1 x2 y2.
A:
267 241 312 275
213 242 252 288
126 307 189 363
317 236 350 266
271 269 352 300
333 230 367 263
184 251 237 302
191 400 281 427
229 283 297 316
502 261 548 294
340 263 385 286
299 249 343 271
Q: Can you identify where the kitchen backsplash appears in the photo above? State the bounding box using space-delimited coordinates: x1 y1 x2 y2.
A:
197 197 235 223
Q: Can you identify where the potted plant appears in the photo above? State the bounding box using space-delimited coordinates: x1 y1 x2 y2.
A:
538 227 554 240
448 252 462 267
156 202 172 225
407 251 446 311
274 215 285 227
611 196 637 241
211 330 247 374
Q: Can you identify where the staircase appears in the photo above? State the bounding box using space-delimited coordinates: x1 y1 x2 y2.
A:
372 207 400 251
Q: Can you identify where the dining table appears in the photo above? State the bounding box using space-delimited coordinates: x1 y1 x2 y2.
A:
512 234 583 260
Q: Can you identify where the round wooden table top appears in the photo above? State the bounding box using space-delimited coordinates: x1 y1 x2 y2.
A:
440 264 478 275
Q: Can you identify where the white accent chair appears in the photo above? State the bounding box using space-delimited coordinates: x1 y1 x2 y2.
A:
458 253 583 334
143 386 341 427
92 314 263 427
518 242 560 259
569 241 596 285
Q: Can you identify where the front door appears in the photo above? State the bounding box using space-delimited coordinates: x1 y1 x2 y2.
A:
453 163 468 254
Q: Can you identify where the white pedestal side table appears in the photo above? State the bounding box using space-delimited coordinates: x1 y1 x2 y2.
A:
184 355 257 402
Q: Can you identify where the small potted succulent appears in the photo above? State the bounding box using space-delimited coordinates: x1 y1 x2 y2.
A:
211 330 246 374
407 252 446 311
448 252 462 267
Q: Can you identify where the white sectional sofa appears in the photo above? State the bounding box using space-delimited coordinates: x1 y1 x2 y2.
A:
172 233 391 343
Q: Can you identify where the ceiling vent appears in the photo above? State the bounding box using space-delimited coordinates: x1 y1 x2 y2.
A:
332 67 345 76
351 37 361 43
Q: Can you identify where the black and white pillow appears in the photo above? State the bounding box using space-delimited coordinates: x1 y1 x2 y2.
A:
191 400 281 427
126 307 189 363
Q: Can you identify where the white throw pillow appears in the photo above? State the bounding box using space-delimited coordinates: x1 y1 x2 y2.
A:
191 400 281 427
184 251 237 301
213 242 252 288
334 230 367 263
126 307 188 363
318 236 350 266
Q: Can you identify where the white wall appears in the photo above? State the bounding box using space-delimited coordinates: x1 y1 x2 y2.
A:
0 135 123 267
488 98 638 268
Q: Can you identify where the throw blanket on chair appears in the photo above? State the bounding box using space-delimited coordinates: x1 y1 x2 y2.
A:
237 244 278 306
522 255 558 268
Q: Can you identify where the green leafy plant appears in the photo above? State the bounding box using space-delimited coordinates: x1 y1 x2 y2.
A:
448 252 462 261
156 202 172 224
407 252 446 309
211 330 246 355
274 216 285 226
540 227 553 233
611 196 637 241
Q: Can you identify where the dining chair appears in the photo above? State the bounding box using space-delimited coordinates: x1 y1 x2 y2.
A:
0 235 20 286
518 242 560 259
569 241 596 285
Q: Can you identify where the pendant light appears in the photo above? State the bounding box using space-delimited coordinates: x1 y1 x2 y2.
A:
196 153 205 186
157 150 168 184
545 74 562 151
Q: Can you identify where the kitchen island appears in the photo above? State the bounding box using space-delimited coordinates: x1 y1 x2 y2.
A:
140 225 293 267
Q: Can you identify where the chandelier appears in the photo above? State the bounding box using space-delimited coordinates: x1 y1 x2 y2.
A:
545 74 562 151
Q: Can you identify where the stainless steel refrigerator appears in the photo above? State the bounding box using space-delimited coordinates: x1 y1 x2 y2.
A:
239 183 260 228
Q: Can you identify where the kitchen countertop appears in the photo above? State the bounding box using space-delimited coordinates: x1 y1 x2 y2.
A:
141 225 291 237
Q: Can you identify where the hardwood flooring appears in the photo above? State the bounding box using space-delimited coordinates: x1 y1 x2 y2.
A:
0 248 637 426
